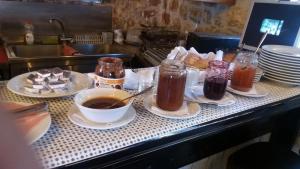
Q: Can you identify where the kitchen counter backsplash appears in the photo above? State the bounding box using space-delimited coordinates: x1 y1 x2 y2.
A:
1 0 251 36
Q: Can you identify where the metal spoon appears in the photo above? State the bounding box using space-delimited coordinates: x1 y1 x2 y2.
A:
105 86 153 109
254 31 269 54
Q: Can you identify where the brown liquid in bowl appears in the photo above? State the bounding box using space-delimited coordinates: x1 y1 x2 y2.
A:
82 97 126 109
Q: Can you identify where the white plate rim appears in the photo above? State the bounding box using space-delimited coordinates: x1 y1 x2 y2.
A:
259 66 300 80
259 64 300 78
262 49 300 59
262 45 300 57
143 94 201 120
263 71 300 80
7 71 93 98
260 54 300 67
264 73 300 83
67 105 136 130
264 75 300 86
259 60 300 74
3 101 51 144
260 51 300 63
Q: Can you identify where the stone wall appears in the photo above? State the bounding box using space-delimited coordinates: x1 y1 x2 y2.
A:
111 0 252 35
1 0 252 35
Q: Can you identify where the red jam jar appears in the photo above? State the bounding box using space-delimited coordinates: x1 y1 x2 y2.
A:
95 57 125 89
156 59 187 111
203 60 229 100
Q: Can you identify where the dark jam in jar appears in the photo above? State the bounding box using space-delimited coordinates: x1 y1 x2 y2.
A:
95 57 125 89
156 59 187 111
203 60 229 100
203 77 228 100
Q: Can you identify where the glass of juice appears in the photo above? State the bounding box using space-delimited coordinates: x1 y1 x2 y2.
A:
231 52 258 92
204 60 229 100
157 59 187 111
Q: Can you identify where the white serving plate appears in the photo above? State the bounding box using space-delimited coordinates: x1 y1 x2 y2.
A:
7 71 93 98
67 104 136 130
262 45 300 57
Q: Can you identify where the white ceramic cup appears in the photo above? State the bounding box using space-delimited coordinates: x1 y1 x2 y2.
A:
74 88 133 123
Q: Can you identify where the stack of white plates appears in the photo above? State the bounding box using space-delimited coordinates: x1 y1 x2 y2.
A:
259 45 300 85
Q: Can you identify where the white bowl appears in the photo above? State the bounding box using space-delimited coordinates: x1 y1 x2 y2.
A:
74 88 133 123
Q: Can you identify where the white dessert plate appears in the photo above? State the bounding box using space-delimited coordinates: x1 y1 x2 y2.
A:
227 82 269 98
143 94 201 120
262 45 300 57
185 85 236 106
259 59 300 73
264 73 300 83
261 50 300 62
260 55 300 69
263 75 300 86
7 71 93 98
259 64 300 79
263 71 300 81
3 101 51 144
260 53 300 66
67 104 136 130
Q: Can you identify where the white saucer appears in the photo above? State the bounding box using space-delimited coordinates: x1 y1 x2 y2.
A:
67 105 136 130
143 94 201 120
185 85 236 106
227 83 269 98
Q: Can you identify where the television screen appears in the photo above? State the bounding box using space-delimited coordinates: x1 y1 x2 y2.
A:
240 2 300 50
260 18 284 36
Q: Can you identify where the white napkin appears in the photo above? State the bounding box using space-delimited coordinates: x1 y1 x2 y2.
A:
186 85 236 106
123 70 139 90
167 46 188 60
124 68 156 90
188 47 218 60
216 50 224 61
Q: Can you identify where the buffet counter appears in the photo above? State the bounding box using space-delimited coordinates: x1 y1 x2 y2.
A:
1 73 300 169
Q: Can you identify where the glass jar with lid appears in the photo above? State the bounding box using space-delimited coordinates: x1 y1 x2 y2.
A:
156 59 187 111
95 57 125 89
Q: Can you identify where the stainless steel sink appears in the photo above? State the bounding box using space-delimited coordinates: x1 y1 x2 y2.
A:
6 44 129 61
9 45 63 58
71 44 104 55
